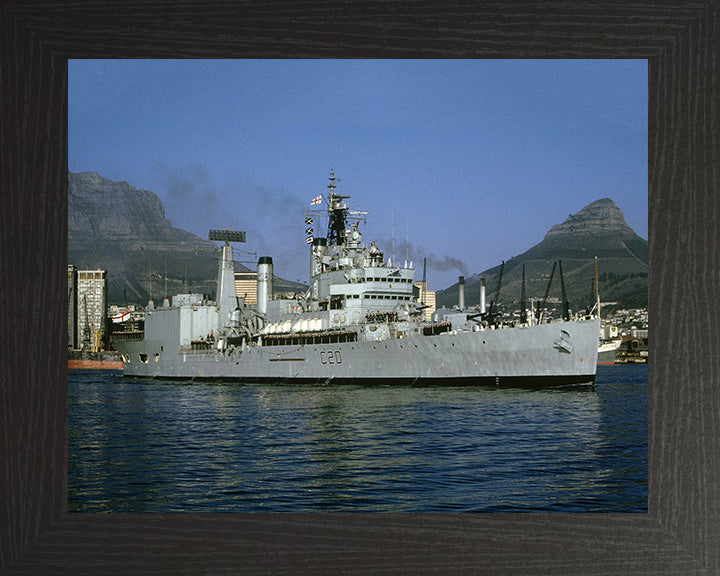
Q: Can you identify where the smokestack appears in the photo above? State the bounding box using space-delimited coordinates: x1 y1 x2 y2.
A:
480 278 486 313
422 258 427 284
458 276 465 310
257 257 273 315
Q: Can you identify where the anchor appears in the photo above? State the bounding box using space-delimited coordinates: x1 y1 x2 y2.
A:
553 329 573 353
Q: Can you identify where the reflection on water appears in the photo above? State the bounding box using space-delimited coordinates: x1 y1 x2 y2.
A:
68 365 647 512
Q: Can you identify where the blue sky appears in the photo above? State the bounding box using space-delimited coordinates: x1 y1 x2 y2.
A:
69 59 647 290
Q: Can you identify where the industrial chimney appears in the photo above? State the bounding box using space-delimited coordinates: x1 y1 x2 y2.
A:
458 276 465 310
479 277 486 314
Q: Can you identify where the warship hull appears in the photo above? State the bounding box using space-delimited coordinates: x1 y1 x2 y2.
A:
116 318 599 386
114 172 601 387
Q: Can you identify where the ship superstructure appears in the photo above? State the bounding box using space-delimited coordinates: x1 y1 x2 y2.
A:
112 171 600 386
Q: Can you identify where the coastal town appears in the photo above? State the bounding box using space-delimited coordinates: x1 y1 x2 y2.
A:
599 306 649 364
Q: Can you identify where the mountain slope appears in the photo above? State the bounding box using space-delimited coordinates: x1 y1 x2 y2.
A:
69 171 305 305
436 198 648 312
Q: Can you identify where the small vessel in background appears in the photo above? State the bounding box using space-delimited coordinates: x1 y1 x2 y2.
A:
597 338 622 365
68 349 123 370
68 317 123 370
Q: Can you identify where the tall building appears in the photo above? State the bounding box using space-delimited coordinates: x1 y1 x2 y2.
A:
76 269 108 351
413 281 436 322
235 271 258 305
68 265 77 349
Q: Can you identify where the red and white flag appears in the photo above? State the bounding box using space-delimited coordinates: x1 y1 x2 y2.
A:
112 309 131 323
310 194 322 205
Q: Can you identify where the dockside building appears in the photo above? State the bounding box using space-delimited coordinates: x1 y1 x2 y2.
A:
68 267 108 351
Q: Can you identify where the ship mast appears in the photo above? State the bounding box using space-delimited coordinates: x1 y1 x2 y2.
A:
595 256 600 318
326 169 349 246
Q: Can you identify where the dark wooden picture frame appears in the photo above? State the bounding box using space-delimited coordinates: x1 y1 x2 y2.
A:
2 2 717 574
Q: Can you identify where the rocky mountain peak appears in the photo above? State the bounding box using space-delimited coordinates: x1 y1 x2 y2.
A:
69 171 182 245
543 198 635 241
436 196 648 309
68 170 306 305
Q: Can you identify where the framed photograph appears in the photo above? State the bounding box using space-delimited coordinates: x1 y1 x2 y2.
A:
2 2 717 574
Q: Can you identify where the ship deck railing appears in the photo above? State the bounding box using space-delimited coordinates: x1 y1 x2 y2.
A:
421 321 452 336
261 329 358 346
110 331 145 342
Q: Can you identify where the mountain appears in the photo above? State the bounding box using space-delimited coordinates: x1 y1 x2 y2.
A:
69 171 305 305
70 173 647 313
436 198 648 312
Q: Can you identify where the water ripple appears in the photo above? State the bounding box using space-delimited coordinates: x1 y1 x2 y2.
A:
68 365 647 512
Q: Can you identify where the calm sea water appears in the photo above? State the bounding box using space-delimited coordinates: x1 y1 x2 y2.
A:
68 364 647 512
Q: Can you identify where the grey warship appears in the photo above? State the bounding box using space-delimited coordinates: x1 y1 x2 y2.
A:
112 171 600 386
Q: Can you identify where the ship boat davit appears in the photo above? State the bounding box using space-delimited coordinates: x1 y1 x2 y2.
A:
112 171 600 387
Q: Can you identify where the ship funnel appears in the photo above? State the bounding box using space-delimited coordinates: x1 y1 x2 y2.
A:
257 256 273 315
458 276 465 310
480 278 486 314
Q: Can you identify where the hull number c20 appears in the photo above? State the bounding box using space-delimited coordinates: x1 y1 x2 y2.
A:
320 350 342 365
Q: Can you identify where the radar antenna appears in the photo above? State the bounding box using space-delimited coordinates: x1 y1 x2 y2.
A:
209 228 246 245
